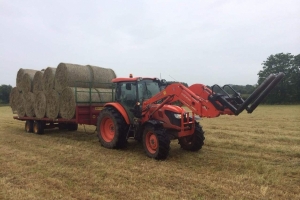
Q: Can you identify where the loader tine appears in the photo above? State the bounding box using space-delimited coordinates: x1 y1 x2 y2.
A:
235 73 276 114
247 72 285 113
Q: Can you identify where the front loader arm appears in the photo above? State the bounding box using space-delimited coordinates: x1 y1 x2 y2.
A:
143 72 284 118
143 83 224 118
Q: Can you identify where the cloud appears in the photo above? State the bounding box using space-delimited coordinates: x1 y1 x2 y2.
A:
0 0 299 87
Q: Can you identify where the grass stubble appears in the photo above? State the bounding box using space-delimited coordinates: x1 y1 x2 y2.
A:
0 105 299 199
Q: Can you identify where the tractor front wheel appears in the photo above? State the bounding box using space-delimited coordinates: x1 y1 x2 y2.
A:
143 125 170 160
97 107 128 149
178 122 205 151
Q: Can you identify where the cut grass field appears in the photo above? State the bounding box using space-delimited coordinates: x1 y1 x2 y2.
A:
0 105 299 199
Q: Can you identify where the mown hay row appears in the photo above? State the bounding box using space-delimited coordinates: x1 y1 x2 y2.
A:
45 89 59 119
23 92 35 117
17 69 38 92
59 87 113 119
32 71 44 94
42 67 56 91
34 91 46 118
54 63 116 93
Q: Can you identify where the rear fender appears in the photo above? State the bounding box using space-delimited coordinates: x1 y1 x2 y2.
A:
104 103 130 125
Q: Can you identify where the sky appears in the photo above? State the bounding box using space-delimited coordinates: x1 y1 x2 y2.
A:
0 0 299 87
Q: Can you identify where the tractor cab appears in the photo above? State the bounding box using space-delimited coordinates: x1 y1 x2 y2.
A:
112 75 163 119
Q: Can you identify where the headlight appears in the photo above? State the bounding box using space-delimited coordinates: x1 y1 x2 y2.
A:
173 113 182 119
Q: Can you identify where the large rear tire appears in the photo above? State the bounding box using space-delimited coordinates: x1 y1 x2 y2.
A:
143 125 170 160
178 122 205 151
97 107 128 149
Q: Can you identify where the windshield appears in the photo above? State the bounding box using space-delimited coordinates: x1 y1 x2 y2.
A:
138 80 160 101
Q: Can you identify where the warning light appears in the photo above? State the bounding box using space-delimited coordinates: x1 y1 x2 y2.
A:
129 74 133 78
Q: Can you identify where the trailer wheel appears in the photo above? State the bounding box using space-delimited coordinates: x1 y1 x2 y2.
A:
143 125 170 160
33 121 44 135
178 122 205 151
25 120 34 133
97 107 128 149
68 123 78 131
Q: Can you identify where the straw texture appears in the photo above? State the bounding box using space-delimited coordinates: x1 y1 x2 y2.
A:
16 69 38 91
45 89 59 119
55 63 116 93
34 91 46 118
32 71 44 94
42 67 56 91
23 92 35 117
9 87 21 114
59 87 113 119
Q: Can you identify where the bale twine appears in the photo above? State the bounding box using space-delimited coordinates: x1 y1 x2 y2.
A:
9 87 21 114
20 70 38 93
32 71 44 94
34 91 46 118
16 69 38 92
23 92 35 117
42 67 56 91
59 87 113 119
45 89 59 119
54 63 116 93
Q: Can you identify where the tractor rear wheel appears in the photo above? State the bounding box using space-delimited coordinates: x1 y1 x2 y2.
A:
143 125 170 160
97 107 128 149
178 122 205 151
25 120 34 133
33 121 44 135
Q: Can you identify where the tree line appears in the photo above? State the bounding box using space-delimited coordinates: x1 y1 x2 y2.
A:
1 53 299 104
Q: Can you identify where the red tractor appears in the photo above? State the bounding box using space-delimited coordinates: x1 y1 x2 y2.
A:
97 73 284 159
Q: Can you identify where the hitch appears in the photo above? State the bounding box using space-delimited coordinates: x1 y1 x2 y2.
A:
209 72 285 115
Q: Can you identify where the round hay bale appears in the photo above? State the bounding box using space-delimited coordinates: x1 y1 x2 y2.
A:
20 70 38 93
17 93 26 117
42 67 56 91
45 89 59 119
34 91 46 118
9 87 21 114
23 92 35 117
55 63 92 93
54 63 116 93
87 65 116 88
32 71 44 94
59 87 112 119
16 69 38 92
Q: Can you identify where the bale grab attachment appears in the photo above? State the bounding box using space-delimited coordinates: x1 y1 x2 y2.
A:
208 72 285 115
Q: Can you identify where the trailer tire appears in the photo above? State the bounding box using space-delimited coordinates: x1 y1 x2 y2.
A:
68 123 78 131
178 122 205 151
33 121 44 135
25 120 34 133
97 107 128 149
143 125 170 160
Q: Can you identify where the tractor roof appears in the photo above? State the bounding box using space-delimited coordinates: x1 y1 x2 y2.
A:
112 77 158 83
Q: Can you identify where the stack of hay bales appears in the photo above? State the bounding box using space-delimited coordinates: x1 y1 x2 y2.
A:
10 63 116 120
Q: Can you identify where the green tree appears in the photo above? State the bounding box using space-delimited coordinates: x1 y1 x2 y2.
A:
257 53 300 104
0 85 12 104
